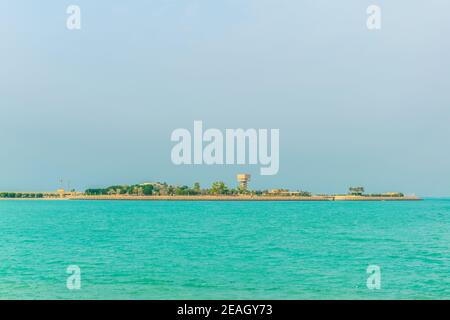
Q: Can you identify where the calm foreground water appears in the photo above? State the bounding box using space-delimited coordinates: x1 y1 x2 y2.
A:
0 199 449 299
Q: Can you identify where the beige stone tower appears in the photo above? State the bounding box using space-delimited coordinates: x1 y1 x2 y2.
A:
237 174 251 190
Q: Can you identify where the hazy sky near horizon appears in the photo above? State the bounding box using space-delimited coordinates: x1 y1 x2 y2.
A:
1 1 450 196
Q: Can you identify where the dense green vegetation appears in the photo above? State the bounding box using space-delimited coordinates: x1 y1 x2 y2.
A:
85 184 154 196
0 192 44 198
348 186 365 195
84 182 308 196
85 182 236 196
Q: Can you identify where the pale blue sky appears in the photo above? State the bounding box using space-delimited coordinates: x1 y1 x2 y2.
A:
1 1 449 196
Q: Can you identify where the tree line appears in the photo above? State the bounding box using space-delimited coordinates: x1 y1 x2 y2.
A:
84 182 311 196
85 182 240 196
0 192 44 198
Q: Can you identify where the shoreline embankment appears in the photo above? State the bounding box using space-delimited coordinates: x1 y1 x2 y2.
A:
0 195 421 201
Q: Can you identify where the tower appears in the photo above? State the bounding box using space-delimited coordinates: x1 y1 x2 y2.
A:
237 174 251 190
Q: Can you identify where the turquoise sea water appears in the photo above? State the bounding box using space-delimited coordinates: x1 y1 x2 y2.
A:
0 199 449 299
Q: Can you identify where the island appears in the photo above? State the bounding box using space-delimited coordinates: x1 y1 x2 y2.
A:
0 174 421 201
